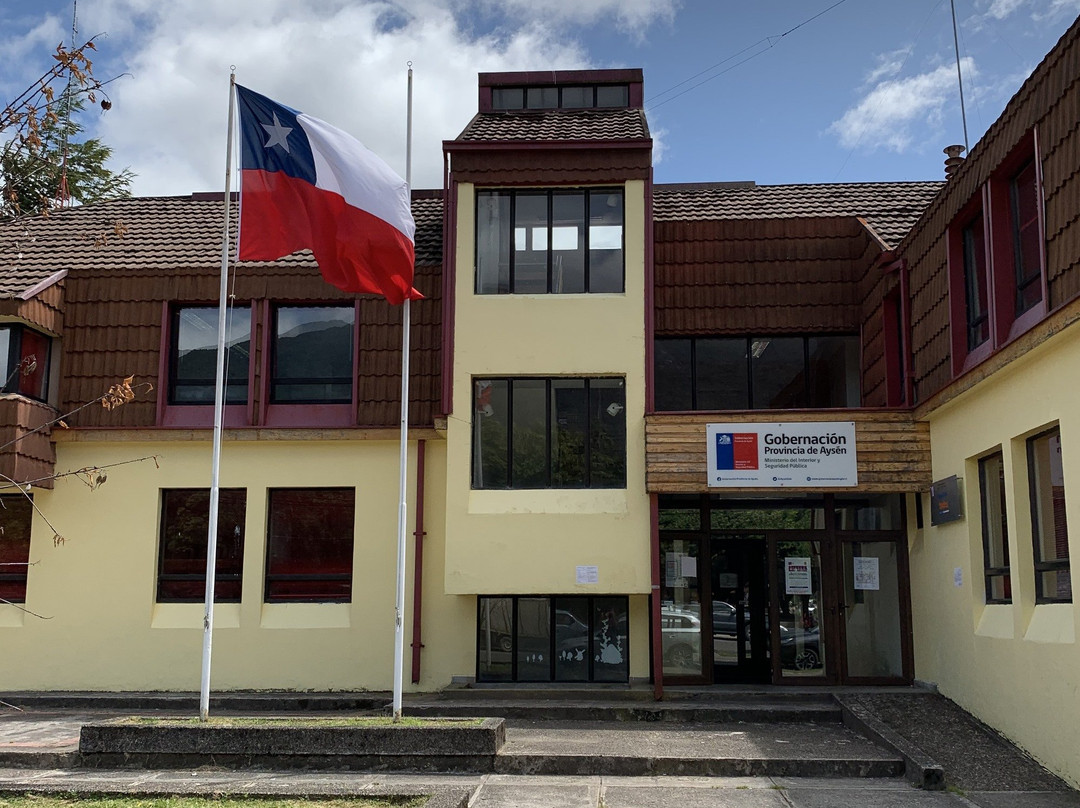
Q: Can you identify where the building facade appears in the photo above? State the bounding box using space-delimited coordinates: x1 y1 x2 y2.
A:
0 14 1078 787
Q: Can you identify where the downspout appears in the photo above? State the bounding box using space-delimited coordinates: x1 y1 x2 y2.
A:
410 439 427 683
645 167 663 701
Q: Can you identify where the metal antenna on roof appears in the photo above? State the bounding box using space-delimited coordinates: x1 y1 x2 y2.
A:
949 0 970 153
55 0 79 208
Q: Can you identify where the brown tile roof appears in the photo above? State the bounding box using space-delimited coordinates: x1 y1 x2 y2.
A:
454 108 650 143
653 181 944 249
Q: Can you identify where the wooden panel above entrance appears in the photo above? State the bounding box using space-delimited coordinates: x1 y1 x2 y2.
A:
645 410 930 494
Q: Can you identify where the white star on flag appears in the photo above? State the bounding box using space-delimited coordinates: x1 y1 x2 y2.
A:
261 112 293 152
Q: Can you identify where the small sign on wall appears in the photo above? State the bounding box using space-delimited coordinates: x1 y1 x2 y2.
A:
930 475 964 525
705 422 858 487
576 565 598 585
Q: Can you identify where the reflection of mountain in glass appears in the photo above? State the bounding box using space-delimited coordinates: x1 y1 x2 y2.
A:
277 322 352 378
178 338 250 384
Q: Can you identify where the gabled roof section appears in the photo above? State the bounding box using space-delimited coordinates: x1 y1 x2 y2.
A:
654 181 944 249
454 108 650 144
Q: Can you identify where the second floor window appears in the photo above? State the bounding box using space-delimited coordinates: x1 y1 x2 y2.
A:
0 324 51 402
169 306 251 405
962 214 990 351
1010 159 1043 316
476 188 624 295
271 305 355 404
473 377 626 490
654 335 860 411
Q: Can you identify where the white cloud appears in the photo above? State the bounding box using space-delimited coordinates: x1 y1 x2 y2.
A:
828 58 976 153
467 0 679 37
985 0 1027 19
863 47 913 87
1032 0 1080 21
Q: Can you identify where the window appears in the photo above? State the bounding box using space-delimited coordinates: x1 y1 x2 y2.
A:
157 489 246 602
169 306 251 405
950 133 1046 374
271 305 355 403
0 495 33 603
653 335 860 411
475 189 624 295
491 84 630 111
1028 428 1070 603
477 595 629 682
472 377 626 489
265 488 355 602
978 452 1011 604
0 324 51 401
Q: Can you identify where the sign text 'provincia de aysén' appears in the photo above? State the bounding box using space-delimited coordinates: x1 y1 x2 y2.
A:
705 422 858 488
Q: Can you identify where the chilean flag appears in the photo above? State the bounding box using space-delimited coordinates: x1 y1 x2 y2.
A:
236 85 420 304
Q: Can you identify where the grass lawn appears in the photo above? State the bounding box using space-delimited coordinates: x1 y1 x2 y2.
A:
0 797 428 808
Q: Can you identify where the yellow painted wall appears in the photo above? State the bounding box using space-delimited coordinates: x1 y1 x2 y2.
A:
911 326 1080 786
443 180 652 679
0 436 476 692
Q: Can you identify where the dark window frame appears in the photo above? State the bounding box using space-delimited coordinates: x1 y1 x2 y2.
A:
474 187 625 295
491 84 630 111
269 303 356 405
978 451 1011 604
1027 427 1071 604
167 304 253 407
264 487 356 603
156 488 247 603
0 495 33 604
0 323 51 403
472 376 627 490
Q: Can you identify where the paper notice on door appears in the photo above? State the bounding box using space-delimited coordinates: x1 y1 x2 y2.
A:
681 555 698 578
853 556 880 590
785 557 812 595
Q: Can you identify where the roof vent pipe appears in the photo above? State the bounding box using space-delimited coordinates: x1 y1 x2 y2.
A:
944 145 966 179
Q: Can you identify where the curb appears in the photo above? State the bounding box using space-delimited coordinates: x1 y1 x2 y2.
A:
834 694 945 790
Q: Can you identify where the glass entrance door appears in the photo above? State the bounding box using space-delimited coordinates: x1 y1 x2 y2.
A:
839 539 907 681
773 537 830 681
711 536 769 682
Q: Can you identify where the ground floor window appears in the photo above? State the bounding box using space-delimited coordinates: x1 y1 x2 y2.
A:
157 488 247 602
265 488 355 602
0 495 33 603
477 595 628 682
1028 427 1071 602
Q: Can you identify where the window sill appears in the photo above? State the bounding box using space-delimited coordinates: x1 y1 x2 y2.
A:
160 404 249 428
263 404 354 428
469 488 629 515
975 602 1013 638
1022 602 1075 644
152 602 241 629
260 602 351 629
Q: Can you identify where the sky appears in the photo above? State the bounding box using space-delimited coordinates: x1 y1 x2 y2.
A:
1 0 1078 197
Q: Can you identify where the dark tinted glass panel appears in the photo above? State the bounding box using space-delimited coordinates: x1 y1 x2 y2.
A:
517 597 550 680
979 453 1011 603
513 379 548 488
551 379 587 487
265 488 354 602
172 307 250 405
834 494 903 530
1011 160 1043 315
272 306 354 403
751 337 805 408
477 597 513 681
589 378 626 487
513 193 548 293
654 339 693 411
554 597 590 681
807 336 860 407
491 88 523 110
1029 429 1071 602
659 509 702 531
696 338 749 410
476 192 511 294
561 86 592 108
588 190 624 293
592 597 629 681
158 489 246 602
711 507 821 531
16 328 49 400
551 193 585 293
474 379 509 488
526 86 558 109
963 216 990 350
0 496 32 602
595 85 629 107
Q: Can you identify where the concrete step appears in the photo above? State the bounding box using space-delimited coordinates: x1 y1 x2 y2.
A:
0 692 387 712
404 700 843 724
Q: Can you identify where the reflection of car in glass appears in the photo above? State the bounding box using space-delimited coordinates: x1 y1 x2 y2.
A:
661 608 701 668
555 609 589 659
779 625 822 670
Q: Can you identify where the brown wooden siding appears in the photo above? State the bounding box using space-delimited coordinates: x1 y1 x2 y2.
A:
449 147 651 185
646 411 930 494
0 280 65 335
0 396 57 488
901 15 1080 404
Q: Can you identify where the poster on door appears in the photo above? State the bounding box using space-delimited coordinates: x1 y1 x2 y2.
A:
705 422 858 487
853 556 880 590
785 557 812 595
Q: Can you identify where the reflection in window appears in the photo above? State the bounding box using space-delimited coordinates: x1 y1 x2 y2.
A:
979 453 1011 604
170 306 251 405
962 213 990 351
265 488 355 602
475 189 624 294
271 305 354 403
0 495 33 603
1011 159 1043 316
157 488 246 602
1028 428 1071 603
0 324 51 402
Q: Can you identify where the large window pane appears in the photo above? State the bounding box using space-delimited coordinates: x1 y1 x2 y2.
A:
513 192 548 293
477 597 513 681
751 337 805 409
16 328 49 401
551 379 587 487
778 539 826 678
1029 428 1071 602
272 305 354 403
517 597 550 681
171 306 250 405
592 597 629 682
1011 160 1043 316
551 193 585 293
661 538 703 677
473 379 509 489
843 541 903 678
963 215 990 350
0 496 33 603
834 494 903 530
595 85 629 108
979 453 1011 603
589 378 627 487
561 86 592 108
526 86 558 109
654 339 693 411
554 597 590 681
157 489 246 602
696 338 749 410
514 379 549 488
476 192 511 294
589 190 624 293
265 488 354 602
808 336 860 408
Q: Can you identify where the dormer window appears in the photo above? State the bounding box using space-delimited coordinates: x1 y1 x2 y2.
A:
491 84 630 111
0 324 51 402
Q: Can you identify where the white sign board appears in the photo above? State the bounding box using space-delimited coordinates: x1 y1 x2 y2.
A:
853 556 880 591
576 565 598 585
706 422 858 488
785 557 813 595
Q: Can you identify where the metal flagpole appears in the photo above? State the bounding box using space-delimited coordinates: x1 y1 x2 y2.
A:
392 63 414 721
200 72 237 722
